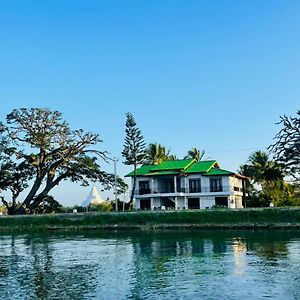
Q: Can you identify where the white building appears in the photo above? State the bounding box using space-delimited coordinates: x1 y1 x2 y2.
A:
125 159 246 210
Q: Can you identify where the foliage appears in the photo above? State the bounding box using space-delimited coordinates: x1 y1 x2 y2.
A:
0 209 300 231
269 110 300 182
121 112 146 205
240 151 284 184
168 154 178 160
33 195 63 214
184 148 205 161
211 205 228 209
145 143 171 165
0 108 127 214
240 151 299 207
89 202 113 212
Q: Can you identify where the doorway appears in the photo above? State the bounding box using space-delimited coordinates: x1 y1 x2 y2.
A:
188 198 200 209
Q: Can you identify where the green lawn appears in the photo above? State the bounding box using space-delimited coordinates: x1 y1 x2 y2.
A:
0 208 300 232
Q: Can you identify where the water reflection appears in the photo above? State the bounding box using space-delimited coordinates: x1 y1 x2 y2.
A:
0 231 299 299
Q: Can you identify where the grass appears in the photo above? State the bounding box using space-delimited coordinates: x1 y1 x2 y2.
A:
0 207 299 232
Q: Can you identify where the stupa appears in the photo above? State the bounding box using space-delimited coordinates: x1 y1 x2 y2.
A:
81 186 105 207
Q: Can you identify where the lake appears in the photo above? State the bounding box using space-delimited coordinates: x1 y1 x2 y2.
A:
0 230 299 299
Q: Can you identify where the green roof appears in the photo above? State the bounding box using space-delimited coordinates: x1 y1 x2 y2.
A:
183 160 217 174
203 168 234 176
125 159 236 177
145 171 179 176
125 165 154 177
150 159 194 171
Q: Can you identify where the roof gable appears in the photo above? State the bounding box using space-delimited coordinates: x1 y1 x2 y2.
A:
183 160 218 174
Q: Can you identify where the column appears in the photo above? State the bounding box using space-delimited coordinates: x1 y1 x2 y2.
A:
150 197 154 210
184 196 188 209
174 176 177 193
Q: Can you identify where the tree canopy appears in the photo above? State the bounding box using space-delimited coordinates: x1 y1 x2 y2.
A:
0 108 127 214
269 110 300 182
145 143 171 165
239 150 298 207
184 148 205 161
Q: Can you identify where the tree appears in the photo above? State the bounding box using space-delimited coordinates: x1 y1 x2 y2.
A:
240 151 284 184
269 110 300 182
121 112 146 206
184 148 205 161
145 143 170 165
239 151 297 207
0 108 127 214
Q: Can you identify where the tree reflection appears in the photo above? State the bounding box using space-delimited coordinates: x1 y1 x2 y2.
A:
0 230 299 300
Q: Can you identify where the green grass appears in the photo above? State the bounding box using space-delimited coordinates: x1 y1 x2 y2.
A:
0 207 299 232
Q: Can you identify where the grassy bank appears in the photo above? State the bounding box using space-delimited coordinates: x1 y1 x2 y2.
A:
0 207 300 232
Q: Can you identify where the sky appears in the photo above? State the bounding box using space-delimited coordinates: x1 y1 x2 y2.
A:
0 0 299 206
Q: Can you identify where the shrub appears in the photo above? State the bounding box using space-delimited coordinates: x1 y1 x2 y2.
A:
89 202 113 212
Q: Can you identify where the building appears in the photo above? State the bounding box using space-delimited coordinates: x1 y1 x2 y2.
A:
125 159 246 210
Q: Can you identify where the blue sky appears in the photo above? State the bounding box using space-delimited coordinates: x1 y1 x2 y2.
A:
0 0 299 205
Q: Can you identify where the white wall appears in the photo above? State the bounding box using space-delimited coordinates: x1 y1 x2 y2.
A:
176 197 185 209
229 195 243 208
200 197 215 209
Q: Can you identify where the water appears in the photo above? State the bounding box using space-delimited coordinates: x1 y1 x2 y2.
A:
0 231 299 300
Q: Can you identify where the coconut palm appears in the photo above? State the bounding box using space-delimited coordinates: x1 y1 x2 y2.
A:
239 150 284 198
145 143 171 165
184 148 205 161
245 151 284 183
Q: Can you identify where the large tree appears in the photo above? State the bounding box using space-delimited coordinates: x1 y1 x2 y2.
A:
184 148 205 161
122 113 146 205
0 108 127 214
269 110 300 182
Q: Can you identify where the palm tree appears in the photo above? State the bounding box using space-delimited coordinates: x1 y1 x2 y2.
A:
239 150 284 198
184 148 205 161
145 143 171 165
246 151 284 183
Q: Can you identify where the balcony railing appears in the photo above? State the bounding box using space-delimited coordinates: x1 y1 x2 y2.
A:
134 186 232 195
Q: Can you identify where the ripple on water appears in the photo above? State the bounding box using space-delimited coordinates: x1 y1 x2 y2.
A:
0 232 299 299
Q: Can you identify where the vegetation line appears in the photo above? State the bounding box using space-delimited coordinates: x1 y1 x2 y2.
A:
0 208 299 232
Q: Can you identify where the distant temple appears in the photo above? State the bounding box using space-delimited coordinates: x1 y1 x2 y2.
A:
81 186 105 207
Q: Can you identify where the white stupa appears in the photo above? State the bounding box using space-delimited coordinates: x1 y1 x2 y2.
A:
81 186 105 207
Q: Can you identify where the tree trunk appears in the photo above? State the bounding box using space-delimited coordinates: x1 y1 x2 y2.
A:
129 163 137 209
22 175 44 207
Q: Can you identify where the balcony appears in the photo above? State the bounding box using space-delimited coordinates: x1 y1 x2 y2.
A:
134 186 231 196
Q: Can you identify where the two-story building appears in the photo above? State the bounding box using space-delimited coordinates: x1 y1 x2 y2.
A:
125 159 246 210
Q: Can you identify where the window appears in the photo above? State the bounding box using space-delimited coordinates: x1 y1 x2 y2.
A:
189 179 201 193
139 181 150 195
210 177 223 192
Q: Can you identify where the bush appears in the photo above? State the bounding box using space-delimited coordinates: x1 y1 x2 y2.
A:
211 205 228 209
89 202 113 212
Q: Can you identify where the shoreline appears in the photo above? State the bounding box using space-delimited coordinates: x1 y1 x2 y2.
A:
0 208 299 232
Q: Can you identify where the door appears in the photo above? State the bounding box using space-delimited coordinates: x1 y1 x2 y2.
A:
188 198 200 209
140 199 151 210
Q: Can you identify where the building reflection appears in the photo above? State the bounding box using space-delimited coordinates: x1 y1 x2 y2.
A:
0 230 298 300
